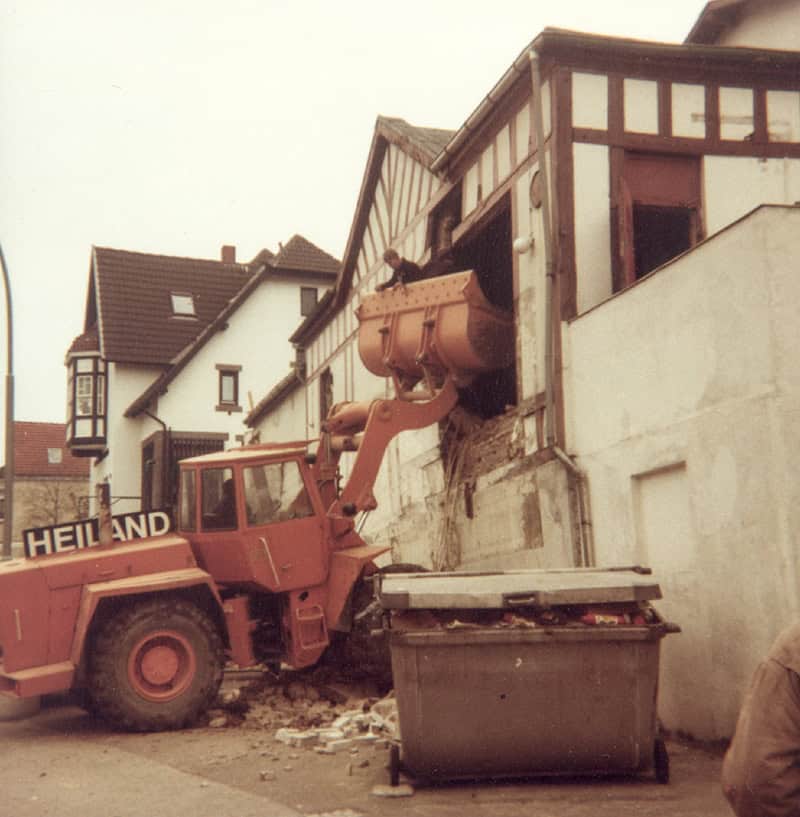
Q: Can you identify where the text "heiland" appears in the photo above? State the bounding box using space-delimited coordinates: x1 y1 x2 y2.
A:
22 510 172 559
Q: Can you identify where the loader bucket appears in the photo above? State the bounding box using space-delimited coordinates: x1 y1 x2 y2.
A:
356 270 514 390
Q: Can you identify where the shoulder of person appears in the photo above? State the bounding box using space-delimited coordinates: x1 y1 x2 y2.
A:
769 621 800 674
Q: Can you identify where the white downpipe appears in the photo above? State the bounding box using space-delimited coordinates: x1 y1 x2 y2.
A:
528 51 595 567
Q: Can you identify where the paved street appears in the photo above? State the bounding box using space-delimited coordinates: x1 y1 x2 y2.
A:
0 697 733 817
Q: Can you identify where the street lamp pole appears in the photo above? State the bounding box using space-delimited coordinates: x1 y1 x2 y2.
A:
0 243 13 560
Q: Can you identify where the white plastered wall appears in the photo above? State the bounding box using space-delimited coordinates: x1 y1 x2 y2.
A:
572 143 612 313
704 155 800 235
91 362 161 514
98 274 330 513
565 205 800 739
712 0 800 50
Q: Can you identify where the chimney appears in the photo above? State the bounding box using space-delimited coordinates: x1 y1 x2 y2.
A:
221 245 236 263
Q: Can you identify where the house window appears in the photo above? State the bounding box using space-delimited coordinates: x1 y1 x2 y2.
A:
171 292 196 317
216 364 242 412
65 353 107 454
615 153 702 289
47 448 63 464
300 287 318 317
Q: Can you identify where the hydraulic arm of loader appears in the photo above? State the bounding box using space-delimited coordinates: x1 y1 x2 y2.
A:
312 270 514 519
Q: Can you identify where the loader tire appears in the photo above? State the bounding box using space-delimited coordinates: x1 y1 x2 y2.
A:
328 563 428 688
87 598 223 732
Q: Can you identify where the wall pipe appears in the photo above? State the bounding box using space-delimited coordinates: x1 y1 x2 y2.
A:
1 243 13 560
528 51 595 567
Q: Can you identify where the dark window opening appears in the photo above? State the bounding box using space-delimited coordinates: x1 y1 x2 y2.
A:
615 152 702 291
633 205 693 279
451 198 517 419
319 368 333 425
301 287 318 317
427 186 462 258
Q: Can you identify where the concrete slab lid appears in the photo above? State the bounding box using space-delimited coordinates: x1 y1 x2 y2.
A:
377 567 661 609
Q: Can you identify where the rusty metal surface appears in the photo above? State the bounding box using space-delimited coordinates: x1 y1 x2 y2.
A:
357 271 514 387
390 626 664 780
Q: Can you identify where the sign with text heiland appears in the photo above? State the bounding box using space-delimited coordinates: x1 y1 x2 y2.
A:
22 510 173 559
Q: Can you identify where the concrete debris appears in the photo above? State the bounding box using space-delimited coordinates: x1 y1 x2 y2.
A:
221 688 241 705
270 693 399 755
259 770 276 782
208 716 228 728
371 783 414 798
305 810 363 817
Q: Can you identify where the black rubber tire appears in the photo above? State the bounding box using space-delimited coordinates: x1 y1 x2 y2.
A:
87 598 224 732
323 563 428 686
654 737 670 784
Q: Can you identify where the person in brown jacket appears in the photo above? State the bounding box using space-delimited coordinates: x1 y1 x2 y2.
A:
722 621 800 816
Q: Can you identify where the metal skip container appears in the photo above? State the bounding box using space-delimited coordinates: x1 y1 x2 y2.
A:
377 568 679 783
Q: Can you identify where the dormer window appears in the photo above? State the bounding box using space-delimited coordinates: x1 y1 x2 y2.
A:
66 352 107 456
171 292 196 317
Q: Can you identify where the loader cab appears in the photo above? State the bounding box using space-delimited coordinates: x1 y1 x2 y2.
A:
177 444 329 593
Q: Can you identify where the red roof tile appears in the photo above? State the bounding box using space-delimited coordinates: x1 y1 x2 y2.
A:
272 235 340 276
12 422 90 479
93 247 255 365
68 327 100 355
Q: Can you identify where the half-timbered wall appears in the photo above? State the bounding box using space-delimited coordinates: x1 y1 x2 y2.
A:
568 68 800 314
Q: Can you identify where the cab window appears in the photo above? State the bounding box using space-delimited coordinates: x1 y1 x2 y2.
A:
178 470 196 531
201 467 237 530
243 461 314 526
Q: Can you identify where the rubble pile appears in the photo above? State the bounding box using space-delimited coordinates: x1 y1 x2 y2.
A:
274 693 398 755
203 668 397 742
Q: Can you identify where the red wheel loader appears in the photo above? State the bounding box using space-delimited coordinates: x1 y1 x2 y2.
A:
0 271 513 730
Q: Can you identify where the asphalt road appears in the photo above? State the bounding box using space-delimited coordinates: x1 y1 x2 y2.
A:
0 698 733 817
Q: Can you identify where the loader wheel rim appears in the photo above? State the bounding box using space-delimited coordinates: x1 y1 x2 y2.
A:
127 630 196 702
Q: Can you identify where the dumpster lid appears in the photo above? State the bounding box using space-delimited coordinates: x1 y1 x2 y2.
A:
377 567 661 610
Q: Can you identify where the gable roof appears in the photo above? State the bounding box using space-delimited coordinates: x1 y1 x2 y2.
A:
124 263 269 417
117 237 341 418
272 234 340 276
12 422 90 479
291 116 455 347
91 246 255 366
685 0 750 44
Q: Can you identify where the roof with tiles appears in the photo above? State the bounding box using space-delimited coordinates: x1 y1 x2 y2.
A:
91 246 255 366
272 234 340 276
13 422 90 479
67 327 100 355
377 116 455 165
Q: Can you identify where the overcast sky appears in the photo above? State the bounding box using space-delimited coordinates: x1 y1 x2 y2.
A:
0 0 706 432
